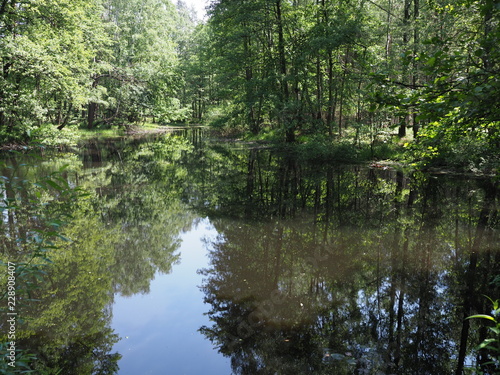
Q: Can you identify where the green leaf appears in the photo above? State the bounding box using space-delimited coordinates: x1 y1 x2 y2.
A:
44 179 64 190
478 338 496 349
56 234 71 242
488 326 500 335
467 314 495 321
426 57 436 67
58 164 70 172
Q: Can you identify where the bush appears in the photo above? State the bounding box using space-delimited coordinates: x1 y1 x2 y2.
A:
30 124 80 149
293 137 360 163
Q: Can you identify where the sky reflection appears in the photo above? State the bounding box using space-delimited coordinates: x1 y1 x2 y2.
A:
111 218 230 375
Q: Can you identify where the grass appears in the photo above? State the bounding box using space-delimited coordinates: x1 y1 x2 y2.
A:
77 127 126 139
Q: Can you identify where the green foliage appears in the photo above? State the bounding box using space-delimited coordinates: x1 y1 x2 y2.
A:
0 0 109 136
467 297 500 371
406 119 500 172
373 0 500 172
155 97 191 124
96 0 183 126
0 0 498 172
202 0 372 142
0 342 38 374
294 138 361 163
0 0 199 143
30 125 80 149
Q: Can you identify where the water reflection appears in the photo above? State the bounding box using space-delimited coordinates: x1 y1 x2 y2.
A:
194 148 500 374
111 219 230 374
0 135 196 373
1 132 499 374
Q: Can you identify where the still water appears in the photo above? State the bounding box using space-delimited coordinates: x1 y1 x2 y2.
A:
111 219 230 374
0 131 499 374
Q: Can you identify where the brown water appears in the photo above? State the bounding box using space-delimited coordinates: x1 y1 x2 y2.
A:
0 132 499 374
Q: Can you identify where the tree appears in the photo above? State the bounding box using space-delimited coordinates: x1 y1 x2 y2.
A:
89 0 183 128
0 0 109 138
372 0 500 171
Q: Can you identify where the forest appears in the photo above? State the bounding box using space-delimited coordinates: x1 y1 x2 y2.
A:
0 0 498 171
1 1 500 373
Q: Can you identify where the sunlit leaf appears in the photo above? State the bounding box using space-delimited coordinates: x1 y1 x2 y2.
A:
467 314 495 321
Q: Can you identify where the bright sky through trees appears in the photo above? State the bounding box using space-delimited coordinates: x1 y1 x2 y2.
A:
182 0 207 20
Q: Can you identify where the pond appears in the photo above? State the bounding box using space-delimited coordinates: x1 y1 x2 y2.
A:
0 130 499 374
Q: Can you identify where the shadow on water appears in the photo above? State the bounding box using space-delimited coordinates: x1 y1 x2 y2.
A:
0 129 499 374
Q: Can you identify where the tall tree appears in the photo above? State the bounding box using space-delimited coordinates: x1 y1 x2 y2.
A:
89 0 182 128
0 0 109 137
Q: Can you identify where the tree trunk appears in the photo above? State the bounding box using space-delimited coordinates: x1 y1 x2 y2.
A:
338 47 350 136
87 102 97 129
327 51 336 138
398 0 411 138
275 0 294 143
316 55 323 124
244 32 258 134
57 102 73 130
412 0 420 137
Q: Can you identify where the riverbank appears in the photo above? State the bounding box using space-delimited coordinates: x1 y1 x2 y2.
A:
1 122 497 177
0 123 202 151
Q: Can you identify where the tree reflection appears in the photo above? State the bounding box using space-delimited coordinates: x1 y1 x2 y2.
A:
1 135 498 374
1 135 195 373
197 148 500 374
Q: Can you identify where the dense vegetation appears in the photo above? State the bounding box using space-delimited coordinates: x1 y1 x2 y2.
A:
1 1 499 372
0 0 499 169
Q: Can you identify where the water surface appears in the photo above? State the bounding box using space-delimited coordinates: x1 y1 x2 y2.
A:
111 219 230 374
0 132 499 374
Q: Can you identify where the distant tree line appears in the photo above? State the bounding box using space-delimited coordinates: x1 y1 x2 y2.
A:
1 0 498 168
